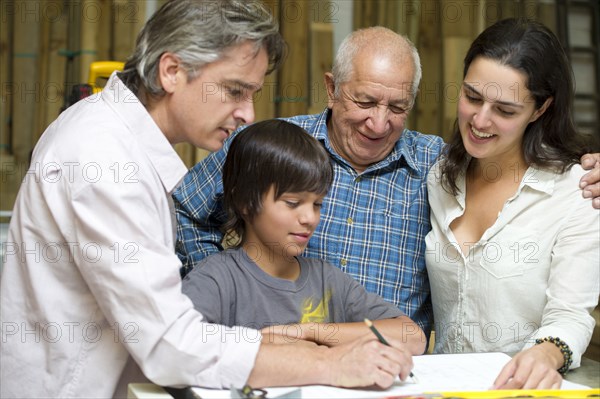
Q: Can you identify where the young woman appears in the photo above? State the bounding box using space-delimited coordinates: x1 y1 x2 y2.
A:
426 18 599 390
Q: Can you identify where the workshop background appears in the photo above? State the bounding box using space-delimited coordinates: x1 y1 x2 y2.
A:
0 0 598 358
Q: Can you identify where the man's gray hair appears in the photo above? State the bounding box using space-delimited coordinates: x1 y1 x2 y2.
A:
120 0 285 97
332 27 421 101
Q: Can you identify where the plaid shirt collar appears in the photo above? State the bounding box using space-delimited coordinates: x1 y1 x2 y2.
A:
309 108 422 176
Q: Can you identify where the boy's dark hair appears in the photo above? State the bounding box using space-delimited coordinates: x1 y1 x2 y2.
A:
441 17 596 195
222 119 333 246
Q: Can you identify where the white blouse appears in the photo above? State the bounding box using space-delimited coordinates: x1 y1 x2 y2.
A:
425 162 599 369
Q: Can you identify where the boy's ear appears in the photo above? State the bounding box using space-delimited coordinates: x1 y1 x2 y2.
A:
158 52 183 94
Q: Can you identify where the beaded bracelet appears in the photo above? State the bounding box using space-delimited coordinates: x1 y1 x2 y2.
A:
535 336 573 375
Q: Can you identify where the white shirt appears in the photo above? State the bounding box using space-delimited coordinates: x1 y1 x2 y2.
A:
0 73 261 398
425 162 599 368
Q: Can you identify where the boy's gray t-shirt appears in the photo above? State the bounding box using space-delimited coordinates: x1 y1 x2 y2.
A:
182 247 404 329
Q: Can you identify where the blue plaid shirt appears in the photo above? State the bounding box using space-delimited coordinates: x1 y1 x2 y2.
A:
174 109 445 336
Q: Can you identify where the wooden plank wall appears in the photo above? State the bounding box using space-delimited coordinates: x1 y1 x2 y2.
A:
0 0 158 212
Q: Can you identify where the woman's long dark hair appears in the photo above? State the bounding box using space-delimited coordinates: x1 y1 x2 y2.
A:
441 18 595 195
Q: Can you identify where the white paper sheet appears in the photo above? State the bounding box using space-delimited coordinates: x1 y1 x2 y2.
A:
191 352 589 399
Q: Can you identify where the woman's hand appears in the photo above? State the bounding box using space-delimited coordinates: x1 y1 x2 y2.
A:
492 342 564 389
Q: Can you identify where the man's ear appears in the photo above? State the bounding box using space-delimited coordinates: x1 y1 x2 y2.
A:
530 97 553 123
158 52 182 94
324 72 336 109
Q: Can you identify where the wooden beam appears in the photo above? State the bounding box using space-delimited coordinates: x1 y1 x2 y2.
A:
440 0 482 140
79 0 100 82
42 0 68 131
414 0 444 137
96 0 113 60
276 0 309 118
11 0 41 164
308 22 332 115
0 0 16 212
112 0 136 61
253 0 279 123
0 0 12 157
33 0 53 142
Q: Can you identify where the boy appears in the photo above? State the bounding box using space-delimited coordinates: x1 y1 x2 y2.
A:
182 120 426 352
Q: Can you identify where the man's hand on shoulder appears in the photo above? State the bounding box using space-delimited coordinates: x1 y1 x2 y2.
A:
580 153 600 209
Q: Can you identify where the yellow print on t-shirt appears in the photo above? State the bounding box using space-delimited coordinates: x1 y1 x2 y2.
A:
300 290 332 323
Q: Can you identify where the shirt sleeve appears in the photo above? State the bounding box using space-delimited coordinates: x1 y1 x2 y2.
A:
173 148 229 276
70 178 261 388
522 186 600 369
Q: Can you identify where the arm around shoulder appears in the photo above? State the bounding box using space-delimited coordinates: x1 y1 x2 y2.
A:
579 153 600 209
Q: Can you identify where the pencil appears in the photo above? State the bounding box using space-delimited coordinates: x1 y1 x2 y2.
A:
364 318 419 383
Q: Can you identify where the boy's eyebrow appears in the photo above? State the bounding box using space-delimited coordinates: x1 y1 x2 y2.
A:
463 82 524 108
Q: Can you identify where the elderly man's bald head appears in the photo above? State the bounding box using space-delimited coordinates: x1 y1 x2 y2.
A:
331 27 421 100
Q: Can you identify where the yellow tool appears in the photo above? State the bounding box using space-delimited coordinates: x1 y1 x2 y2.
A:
63 61 124 110
88 61 125 93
